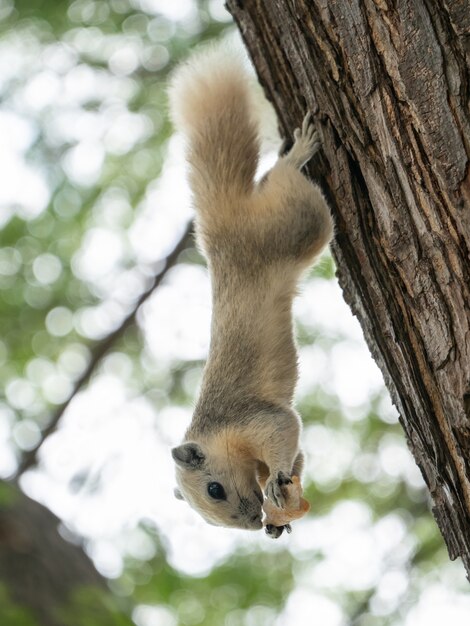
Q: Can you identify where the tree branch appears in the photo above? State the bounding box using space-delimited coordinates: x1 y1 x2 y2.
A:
15 223 194 479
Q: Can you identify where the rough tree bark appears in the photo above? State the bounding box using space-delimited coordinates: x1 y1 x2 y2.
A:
226 0 470 575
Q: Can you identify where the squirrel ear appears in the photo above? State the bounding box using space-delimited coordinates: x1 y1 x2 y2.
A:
174 488 185 501
171 443 205 470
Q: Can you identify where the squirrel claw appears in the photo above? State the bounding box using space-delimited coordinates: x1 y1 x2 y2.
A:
277 470 293 486
301 111 313 136
286 113 322 169
265 524 284 538
265 522 292 539
265 471 292 508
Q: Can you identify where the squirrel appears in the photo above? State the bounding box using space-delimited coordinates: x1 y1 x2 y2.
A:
168 45 333 534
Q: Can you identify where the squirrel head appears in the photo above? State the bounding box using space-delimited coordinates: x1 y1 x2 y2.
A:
171 440 263 530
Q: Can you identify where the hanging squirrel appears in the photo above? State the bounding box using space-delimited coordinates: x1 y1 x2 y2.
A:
169 45 333 536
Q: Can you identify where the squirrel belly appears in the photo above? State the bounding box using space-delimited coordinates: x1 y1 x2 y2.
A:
169 44 333 533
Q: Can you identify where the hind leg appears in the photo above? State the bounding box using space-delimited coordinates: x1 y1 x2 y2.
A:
254 164 333 265
283 113 322 170
252 113 332 265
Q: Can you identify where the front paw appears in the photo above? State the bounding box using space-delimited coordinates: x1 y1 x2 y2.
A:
265 471 293 508
265 523 292 539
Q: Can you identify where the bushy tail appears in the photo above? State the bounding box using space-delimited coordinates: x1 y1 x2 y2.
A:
168 44 259 207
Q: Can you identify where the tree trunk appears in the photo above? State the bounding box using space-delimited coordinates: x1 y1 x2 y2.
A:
226 0 470 575
0 481 132 625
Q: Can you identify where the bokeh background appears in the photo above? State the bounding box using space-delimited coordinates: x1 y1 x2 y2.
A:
1 0 470 624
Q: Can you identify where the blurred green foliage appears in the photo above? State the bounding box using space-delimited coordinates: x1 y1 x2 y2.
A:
56 587 135 626
0 585 38 626
0 2 466 626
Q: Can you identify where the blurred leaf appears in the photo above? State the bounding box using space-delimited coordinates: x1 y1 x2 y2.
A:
0 585 38 626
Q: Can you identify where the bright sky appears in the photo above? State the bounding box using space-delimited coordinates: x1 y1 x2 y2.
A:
1 13 470 626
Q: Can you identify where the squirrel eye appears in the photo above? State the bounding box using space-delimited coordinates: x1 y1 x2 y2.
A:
207 482 226 500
